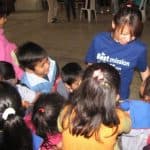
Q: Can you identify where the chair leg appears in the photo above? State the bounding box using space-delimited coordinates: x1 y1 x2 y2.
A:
94 10 97 23
141 10 146 22
80 10 83 20
87 10 91 23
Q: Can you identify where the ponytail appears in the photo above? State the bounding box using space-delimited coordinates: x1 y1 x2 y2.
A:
2 114 33 150
0 81 33 150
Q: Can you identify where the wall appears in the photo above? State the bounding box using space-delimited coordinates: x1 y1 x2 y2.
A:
15 0 43 11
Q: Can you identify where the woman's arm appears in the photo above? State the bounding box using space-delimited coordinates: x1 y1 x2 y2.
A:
140 66 150 81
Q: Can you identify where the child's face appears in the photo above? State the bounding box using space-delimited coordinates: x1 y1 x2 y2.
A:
34 58 50 77
64 77 81 93
0 16 7 27
112 24 135 45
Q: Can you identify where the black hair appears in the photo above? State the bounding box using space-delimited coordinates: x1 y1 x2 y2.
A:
0 61 15 80
83 63 120 94
16 41 48 70
113 5 143 37
0 0 15 17
32 93 64 138
0 81 33 150
142 76 150 99
61 62 83 85
61 63 120 139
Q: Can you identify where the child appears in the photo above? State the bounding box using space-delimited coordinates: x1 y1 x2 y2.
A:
0 81 33 150
85 4 149 100
58 63 131 150
0 61 38 107
119 76 150 150
57 62 83 99
16 41 59 93
0 1 23 79
31 93 64 150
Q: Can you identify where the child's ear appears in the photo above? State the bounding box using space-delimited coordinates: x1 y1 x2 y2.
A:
112 21 115 29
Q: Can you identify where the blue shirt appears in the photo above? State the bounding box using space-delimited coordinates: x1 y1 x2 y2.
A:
120 100 150 128
85 32 147 99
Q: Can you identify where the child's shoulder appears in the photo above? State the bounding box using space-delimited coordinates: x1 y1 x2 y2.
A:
93 32 112 43
116 108 129 117
133 39 147 49
123 99 150 105
95 32 110 38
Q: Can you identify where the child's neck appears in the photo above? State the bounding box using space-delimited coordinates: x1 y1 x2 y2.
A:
25 68 44 78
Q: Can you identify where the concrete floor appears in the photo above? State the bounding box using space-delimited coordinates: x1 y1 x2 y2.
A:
5 9 150 99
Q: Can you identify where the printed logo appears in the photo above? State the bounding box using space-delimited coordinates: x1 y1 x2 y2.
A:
96 52 130 71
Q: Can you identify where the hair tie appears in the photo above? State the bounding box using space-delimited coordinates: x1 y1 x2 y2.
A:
93 69 104 80
2 107 16 120
93 69 111 88
38 108 45 113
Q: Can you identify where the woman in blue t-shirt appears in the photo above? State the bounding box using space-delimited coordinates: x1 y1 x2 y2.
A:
85 4 149 100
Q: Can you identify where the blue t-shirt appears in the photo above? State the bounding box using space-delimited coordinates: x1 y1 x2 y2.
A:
120 100 150 128
85 32 147 99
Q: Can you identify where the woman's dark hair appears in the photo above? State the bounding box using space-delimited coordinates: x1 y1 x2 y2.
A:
0 61 15 80
32 93 64 138
16 41 48 70
0 81 33 150
61 63 120 139
113 5 143 37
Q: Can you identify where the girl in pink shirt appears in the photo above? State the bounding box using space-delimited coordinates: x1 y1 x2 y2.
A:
0 2 23 79
31 93 65 150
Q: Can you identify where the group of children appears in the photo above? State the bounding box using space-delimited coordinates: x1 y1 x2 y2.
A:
0 1 150 150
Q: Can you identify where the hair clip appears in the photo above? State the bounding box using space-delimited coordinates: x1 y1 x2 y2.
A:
2 107 16 120
126 4 132 8
93 69 104 80
38 108 45 113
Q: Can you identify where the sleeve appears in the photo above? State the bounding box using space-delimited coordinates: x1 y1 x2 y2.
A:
57 106 70 132
57 116 62 132
32 133 43 150
16 84 36 103
117 109 131 134
0 40 5 60
136 43 148 72
119 100 130 111
85 37 97 63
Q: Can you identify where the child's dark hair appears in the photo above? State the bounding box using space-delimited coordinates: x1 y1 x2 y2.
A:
0 81 33 150
61 62 83 85
0 0 10 17
32 93 64 138
61 63 120 139
16 41 48 70
113 5 143 37
0 61 15 80
83 63 120 94
142 76 150 99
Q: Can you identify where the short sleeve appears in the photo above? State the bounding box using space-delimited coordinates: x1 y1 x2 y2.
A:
136 43 148 72
17 84 36 103
119 100 130 111
117 109 131 134
85 37 97 63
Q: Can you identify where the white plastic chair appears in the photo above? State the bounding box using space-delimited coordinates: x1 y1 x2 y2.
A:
80 0 97 23
139 0 148 22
